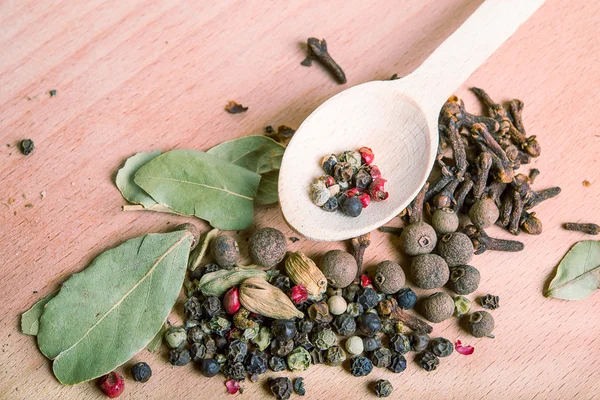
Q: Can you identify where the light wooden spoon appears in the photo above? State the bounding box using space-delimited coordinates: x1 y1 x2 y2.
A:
279 0 546 241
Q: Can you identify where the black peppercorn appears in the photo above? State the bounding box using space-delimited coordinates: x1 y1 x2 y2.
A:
356 287 379 310
354 168 373 190
325 345 347 366
226 340 248 363
373 379 393 398
169 348 191 366
322 196 339 212
184 296 203 320
211 336 225 354
130 362 152 383
271 275 291 292
370 347 392 368
310 349 326 364
429 337 454 357
223 361 246 381
272 319 297 342
202 296 222 318
271 339 294 357
294 332 314 351
20 139 34 155
198 358 220 377
293 377 306 396
332 313 356 336
409 331 430 352
189 342 207 362
297 319 314 334
395 287 417 310
388 354 407 373
342 284 361 303
480 293 500 310
389 334 410 355
321 154 338 175
269 377 293 400
362 336 382 352
307 302 333 324
357 312 382 336
245 350 268 376
341 196 362 217
268 356 286 372
417 350 439 372
349 356 373 377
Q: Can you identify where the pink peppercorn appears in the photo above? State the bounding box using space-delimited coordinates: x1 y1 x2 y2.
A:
98 372 124 398
223 287 241 315
359 147 374 165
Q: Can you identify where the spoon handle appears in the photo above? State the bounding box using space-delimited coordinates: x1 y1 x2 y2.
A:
397 0 546 112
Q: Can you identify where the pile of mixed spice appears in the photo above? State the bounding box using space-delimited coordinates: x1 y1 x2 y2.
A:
310 147 389 217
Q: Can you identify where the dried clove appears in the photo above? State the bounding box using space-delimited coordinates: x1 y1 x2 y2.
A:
305 38 347 84
453 173 473 212
378 226 403 235
498 191 513 227
445 121 467 180
462 225 524 254
520 211 542 235
508 189 524 235
471 123 514 183
389 73 400 80
225 101 248 114
424 171 454 202
265 125 296 145
525 187 561 209
472 152 492 200
563 223 599 235
383 298 432 334
433 179 460 210
350 233 371 282
528 168 540 184
409 183 429 224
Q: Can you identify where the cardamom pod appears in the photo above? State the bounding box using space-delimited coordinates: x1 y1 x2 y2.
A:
285 252 327 300
239 277 304 319
198 267 270 297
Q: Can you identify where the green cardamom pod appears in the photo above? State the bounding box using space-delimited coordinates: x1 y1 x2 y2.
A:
198 266 270 297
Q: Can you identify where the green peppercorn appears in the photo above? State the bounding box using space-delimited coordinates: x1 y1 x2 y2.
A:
251 326 273 351
373 379 393 398
269 356 286 372
184 296 202 320
325 345 347 366
233 307 258 330
342 284 361 302
345 336 364 355
346 302 364 317
293 377 306 396
209 315 231 336
454 295 472 317
164 326 187 349
287 347 311 372
465 311 495 338
312 327 337 350
429 337 454 357
189 342 207 362
187 325 205 344
447 265 480 295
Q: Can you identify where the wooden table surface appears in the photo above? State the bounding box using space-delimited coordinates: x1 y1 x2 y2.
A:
1 0 599 399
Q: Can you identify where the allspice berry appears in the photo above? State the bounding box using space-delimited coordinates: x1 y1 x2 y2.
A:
431 208 459 234
249 228 287 268
319 250 357 289
410 254 449 289
436 232 473 267
446 265 480 295
465 311 495 338
373 260 405 294
469 199 500 229
419 292 454 323
399 222 437 256
210 235 240 268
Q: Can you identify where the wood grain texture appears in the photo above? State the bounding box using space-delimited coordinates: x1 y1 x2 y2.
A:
0 0 598 399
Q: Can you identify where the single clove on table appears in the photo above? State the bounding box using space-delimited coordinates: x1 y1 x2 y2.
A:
563 223 599 235
301 38 347 84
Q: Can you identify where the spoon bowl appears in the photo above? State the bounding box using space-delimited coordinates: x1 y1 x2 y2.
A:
278 0 546 241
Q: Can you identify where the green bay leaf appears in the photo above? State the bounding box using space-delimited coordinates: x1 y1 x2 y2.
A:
134 149 261 230
146 324 166 353
37 230 192 384
545 240 600 300
116 150 162 208
207 135 284 174
21 292 58 336
256 170 279 205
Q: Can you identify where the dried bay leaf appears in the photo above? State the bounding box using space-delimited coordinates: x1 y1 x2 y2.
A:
134 149 261 230
21 292 57 336
256 170 279 206
116 150 162 208
37 230 193 384
146 324 166 353
207 135 284 175
545 240 600 300
188 228 219 272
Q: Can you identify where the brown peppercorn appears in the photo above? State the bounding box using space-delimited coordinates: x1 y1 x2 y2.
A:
373 260 405 294
399 222 437 256
319 250 357 289
465 311 495 338
249 228 287 268
431 208 459 234
210 235 240 268
469 199 500 229
446 265 480 295
410 254 449 289
436 232 473 267
419 292 454 323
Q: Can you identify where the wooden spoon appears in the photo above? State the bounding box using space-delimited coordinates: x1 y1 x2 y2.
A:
279 0 546 241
